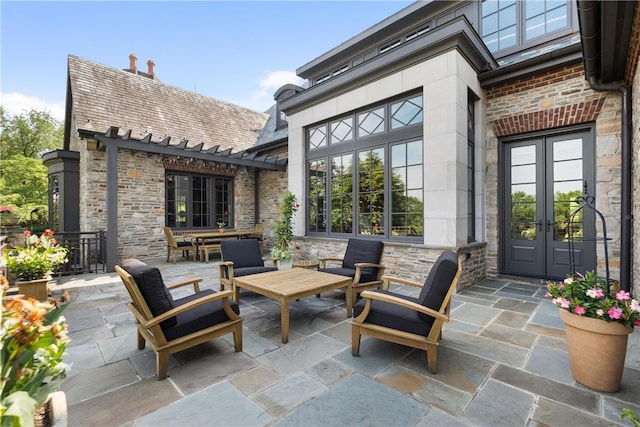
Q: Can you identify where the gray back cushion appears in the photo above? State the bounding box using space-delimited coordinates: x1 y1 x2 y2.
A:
342 239 384 276
221 239 264 268
416 251 458 322
121 258 177 328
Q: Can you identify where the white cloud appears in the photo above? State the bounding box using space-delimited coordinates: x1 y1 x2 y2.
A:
1 92 65 122
246 70 304 113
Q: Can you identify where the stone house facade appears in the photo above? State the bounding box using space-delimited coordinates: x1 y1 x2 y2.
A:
46 1 639 296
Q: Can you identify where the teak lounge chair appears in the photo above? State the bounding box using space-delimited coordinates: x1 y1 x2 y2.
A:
218 238 279 301
116 258 243 380
318 238 385 305
351 251 461 373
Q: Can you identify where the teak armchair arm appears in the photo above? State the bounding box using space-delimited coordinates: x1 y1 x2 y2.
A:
166 277 203 292
142 290 239 328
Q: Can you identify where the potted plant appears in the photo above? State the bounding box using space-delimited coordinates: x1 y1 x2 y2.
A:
271 191 299 261
217 221 226 233
1 275 71 426
5 230 68 301
546 271 640 391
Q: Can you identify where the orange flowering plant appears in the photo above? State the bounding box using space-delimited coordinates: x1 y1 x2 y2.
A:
545 271 640 329
5 230 68 281
0 276 71 423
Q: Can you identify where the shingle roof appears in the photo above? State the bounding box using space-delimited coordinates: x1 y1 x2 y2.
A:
67 55 269 152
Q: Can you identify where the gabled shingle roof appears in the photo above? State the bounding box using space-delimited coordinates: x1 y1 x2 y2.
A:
67 55 269 152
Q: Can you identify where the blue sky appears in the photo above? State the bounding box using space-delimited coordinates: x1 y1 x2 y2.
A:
1 0 414 121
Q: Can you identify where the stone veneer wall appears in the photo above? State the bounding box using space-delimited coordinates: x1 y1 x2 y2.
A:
257 169 288 251
293 237 486 291
484 62 623 280
117 149 165 259
69 118 108 236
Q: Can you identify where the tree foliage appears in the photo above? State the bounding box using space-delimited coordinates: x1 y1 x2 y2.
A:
0 107 64 225
0 107 63 159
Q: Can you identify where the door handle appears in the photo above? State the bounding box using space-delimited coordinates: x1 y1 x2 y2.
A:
546 220 554 232
536 220 543 232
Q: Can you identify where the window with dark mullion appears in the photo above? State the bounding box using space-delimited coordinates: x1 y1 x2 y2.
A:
482 0 569 54
165 173 233 229
306 91 423 241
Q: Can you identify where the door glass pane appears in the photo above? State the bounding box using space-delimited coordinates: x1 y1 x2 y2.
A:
553 139 583 242
511 164 535 184
510 145 536 240
511 145 535 165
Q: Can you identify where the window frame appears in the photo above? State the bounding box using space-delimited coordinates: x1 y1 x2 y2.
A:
305 91 424 242
481 0 576 57
165 172 234 230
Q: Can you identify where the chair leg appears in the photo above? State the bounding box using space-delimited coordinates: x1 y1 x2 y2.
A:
426 345 438 374
233 324 243 352
351 324 361 356
156 351 169 380
137 331 145 350
166 248 170 263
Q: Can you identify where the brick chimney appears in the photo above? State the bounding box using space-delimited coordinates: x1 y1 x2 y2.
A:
147 60 155 78
129 54 137 72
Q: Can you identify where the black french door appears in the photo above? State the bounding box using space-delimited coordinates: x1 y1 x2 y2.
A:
501 127 596 279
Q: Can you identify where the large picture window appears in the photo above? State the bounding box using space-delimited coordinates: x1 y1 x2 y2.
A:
306 92 424 241
166 173 233 229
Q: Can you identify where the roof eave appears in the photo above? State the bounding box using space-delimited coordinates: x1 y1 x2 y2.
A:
478 43 583 88
282 16 496 114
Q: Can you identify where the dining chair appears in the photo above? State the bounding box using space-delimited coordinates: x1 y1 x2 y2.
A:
162 227 195 264
351 250 461 373
116 258 243 380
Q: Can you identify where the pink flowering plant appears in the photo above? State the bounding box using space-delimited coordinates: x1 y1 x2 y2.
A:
546 271 640 328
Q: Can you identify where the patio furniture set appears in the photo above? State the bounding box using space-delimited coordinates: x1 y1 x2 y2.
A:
163 224 265 264
116 237 461 380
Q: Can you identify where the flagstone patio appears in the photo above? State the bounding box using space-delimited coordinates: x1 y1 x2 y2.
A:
50 258 640 426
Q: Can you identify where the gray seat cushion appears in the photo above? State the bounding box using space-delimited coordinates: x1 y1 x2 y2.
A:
163 290 240 341
353 290 430 336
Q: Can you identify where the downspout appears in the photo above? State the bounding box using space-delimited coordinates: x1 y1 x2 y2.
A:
585 77 632 293
578 0 633 292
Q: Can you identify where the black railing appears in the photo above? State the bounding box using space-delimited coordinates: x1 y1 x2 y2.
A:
53 231 107 276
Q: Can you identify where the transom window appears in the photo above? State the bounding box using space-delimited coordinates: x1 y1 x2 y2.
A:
166 173 233 229
482 0 570 54
306 92 424 240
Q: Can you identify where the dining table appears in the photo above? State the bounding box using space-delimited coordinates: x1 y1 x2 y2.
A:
185 230 255 261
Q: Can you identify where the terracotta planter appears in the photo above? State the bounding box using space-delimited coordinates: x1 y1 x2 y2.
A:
16 277 51 301
36 391 67 427
559 309 633 392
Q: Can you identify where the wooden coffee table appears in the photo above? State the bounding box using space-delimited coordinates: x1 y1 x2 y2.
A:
233 268 353 343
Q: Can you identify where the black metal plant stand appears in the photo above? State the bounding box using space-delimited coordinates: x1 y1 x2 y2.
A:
567 182 611 285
